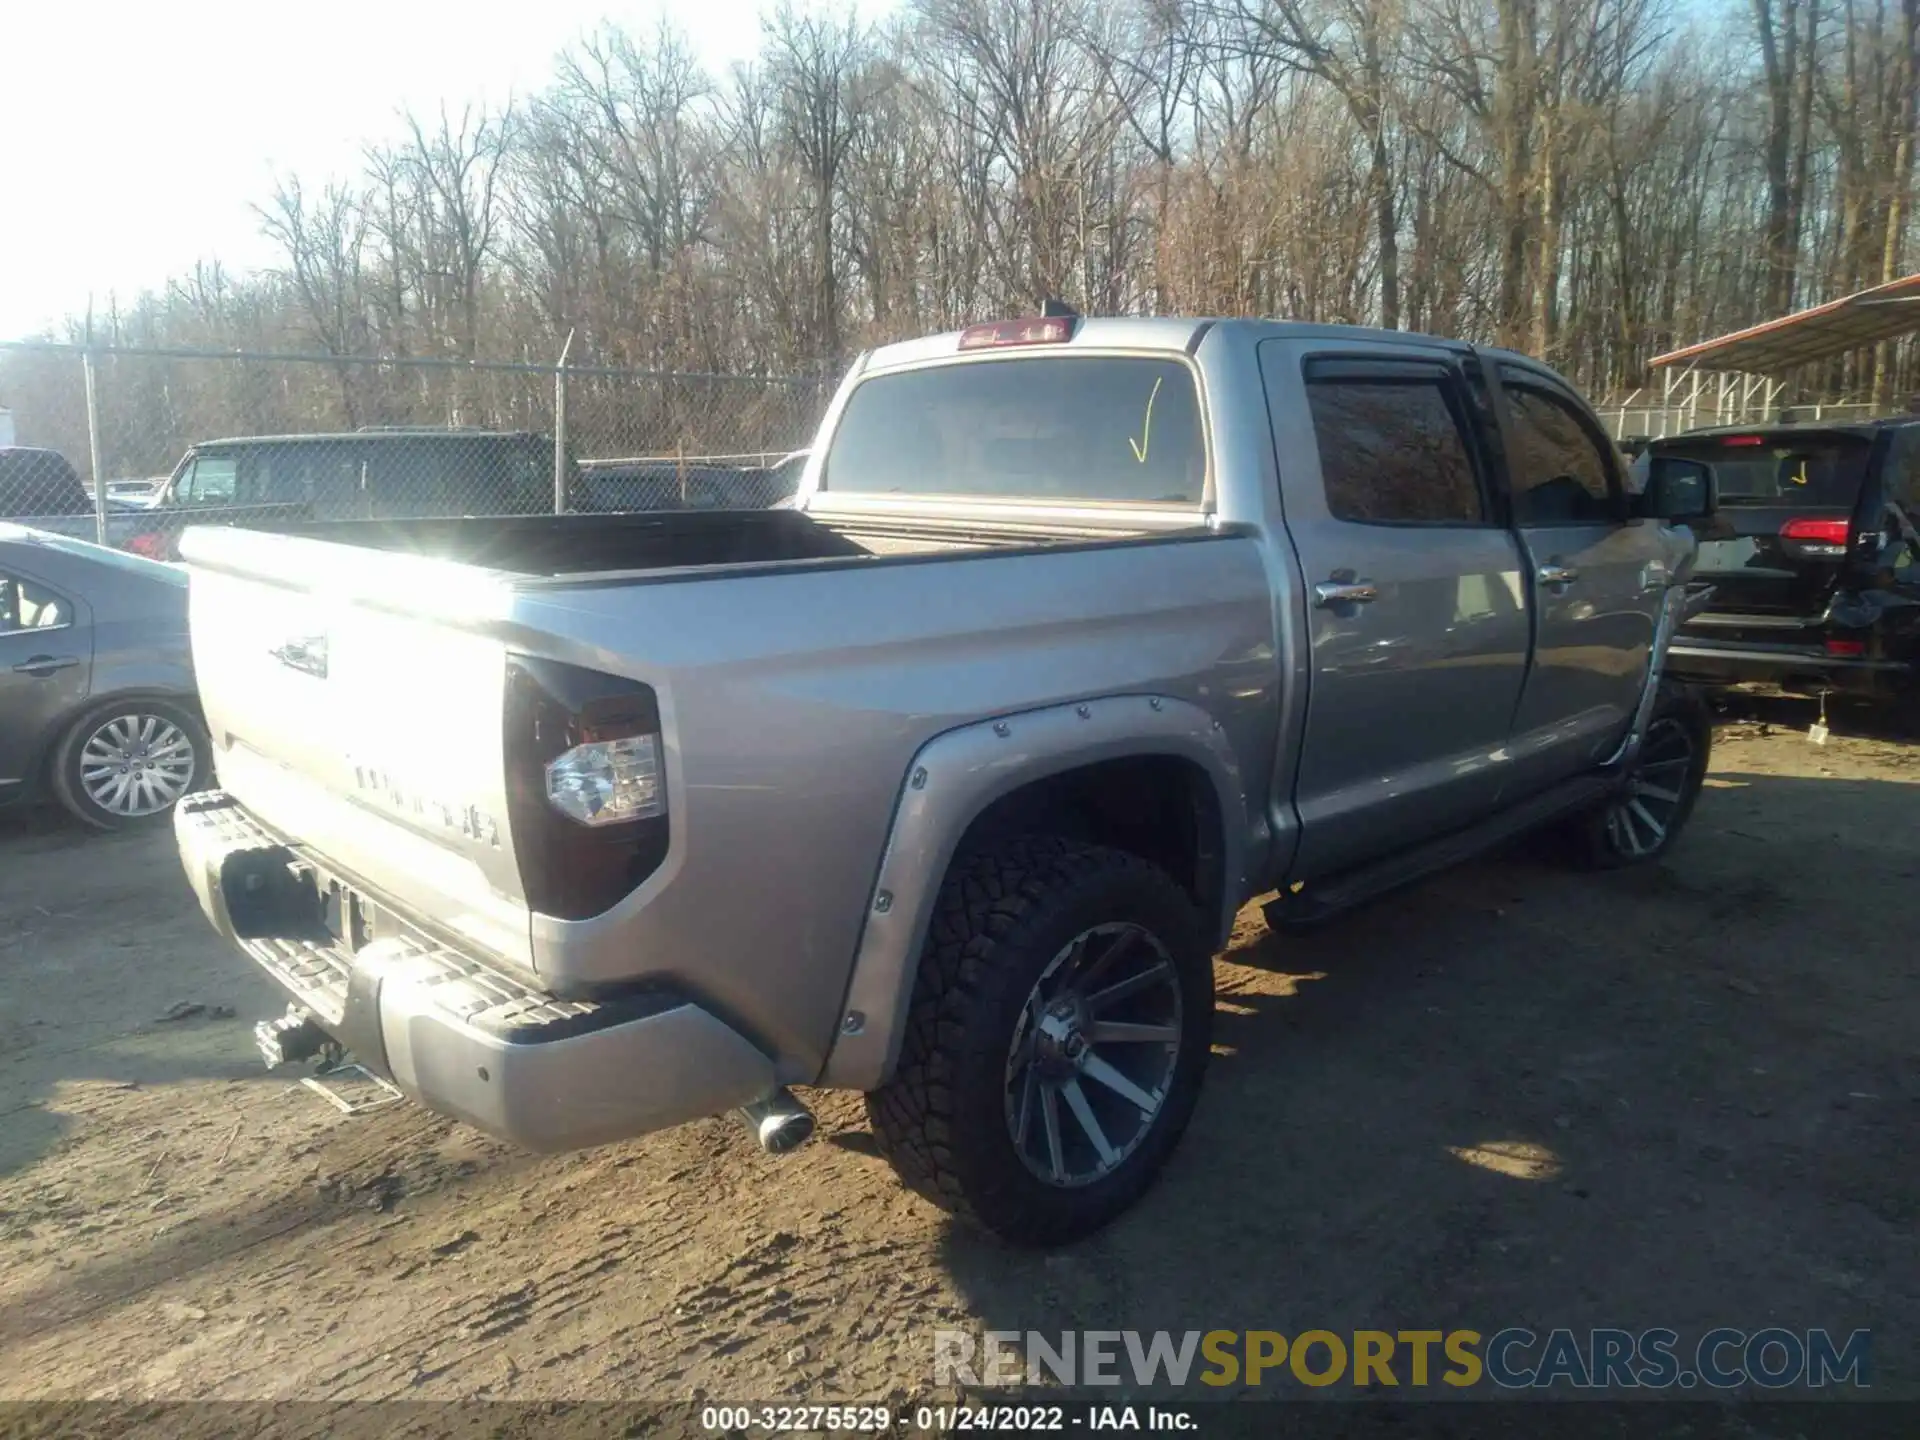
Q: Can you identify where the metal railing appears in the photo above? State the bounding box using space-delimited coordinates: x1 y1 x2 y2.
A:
1595 393 1899 442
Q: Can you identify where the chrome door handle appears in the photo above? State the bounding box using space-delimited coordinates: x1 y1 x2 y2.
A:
1314 580 1379 608
269 635 329 679
11 654 79 675
1536 564 1580 588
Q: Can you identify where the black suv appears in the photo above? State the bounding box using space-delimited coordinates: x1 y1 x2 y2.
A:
1655 418 1920 713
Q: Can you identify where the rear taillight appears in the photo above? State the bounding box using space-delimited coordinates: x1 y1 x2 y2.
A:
1824 637 1867 657
1779 517 1850 558
503 656 669 920
1722 436 1768 447
546 735 662 826
126 532 166 559
1779 517 1850 544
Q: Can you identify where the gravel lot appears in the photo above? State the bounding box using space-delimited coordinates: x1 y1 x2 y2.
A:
1 708 1914 1406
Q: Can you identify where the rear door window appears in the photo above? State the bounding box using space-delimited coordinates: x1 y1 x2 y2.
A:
824 356 1206 505
0 570 72 633
1303 365 1486 524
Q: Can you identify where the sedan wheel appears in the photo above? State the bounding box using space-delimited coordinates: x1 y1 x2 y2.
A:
52 699 209 831
79 713 198 818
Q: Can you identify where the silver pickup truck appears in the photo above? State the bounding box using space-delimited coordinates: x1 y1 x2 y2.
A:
173 316 1715 1246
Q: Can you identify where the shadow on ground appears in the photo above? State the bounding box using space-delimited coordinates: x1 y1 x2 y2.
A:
0 808 288 1180
928 768 1920 1397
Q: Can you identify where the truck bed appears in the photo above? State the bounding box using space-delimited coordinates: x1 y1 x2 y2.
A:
270 509 871 575
203 505 1199 581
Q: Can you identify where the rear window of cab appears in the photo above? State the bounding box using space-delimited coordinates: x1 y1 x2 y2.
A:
822 356 1206 505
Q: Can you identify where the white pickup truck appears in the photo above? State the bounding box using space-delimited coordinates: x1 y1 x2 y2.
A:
173 315 1715 1245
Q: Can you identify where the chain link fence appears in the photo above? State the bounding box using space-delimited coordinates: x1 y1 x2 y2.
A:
16 342 1900 551
0 342 829 556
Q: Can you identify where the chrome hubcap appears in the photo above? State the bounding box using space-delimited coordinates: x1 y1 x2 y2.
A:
79 714 196 816
1605 716 1695 858
1005 922 1183 1189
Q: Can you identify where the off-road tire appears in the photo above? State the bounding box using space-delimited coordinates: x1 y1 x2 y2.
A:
865 836 1214 1247
1565 683 1712 869
50 697 210 832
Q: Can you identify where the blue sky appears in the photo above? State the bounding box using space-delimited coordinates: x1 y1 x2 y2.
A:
1 0 860 340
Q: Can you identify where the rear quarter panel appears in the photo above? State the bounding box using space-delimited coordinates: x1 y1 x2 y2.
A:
515 533 1281 1081
87 566 194 698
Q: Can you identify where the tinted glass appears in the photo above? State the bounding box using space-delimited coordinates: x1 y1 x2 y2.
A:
825 357 1205 504
1503 385 1617 523
1653 434 1870 509
1307 378 1482 524
302 447 369 512
248 446 317 503
0 450 90 517
363 437 548 516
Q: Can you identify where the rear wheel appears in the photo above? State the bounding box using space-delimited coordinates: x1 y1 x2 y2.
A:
1568 686 1712 868
865 837 1214 1247
50 698 209 831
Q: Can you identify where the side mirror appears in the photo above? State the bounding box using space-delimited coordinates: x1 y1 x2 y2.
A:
1638 456 1716 523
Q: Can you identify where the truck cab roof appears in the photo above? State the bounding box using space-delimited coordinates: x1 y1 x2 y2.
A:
857 316 1488 375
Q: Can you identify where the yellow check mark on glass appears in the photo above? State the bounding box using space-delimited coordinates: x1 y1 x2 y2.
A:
1129 376 1164 463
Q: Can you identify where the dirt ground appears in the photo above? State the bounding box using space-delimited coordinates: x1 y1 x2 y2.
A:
0 703 1915 1407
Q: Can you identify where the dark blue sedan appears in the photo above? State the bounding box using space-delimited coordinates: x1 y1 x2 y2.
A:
0 524 206 829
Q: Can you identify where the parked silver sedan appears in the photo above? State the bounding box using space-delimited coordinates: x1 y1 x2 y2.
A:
0 525 206 829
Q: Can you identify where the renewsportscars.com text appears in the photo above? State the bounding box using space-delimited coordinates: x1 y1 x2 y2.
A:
933 1327 1872 1390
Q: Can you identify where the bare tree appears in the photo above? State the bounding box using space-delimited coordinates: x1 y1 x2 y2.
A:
15 0 1916 413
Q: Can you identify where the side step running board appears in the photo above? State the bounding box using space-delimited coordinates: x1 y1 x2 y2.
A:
1266 773 1616 930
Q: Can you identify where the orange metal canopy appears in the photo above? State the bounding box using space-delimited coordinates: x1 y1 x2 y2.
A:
1651 272 1920 375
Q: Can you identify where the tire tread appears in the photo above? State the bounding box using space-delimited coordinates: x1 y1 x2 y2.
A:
866 835 1208 1245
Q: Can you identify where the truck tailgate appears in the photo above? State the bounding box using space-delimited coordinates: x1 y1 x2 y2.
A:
184 527 535 968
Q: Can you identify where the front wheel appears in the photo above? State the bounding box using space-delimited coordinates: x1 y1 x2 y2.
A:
1568 685 1712 868
50 697 209 831
866 837 1214 1247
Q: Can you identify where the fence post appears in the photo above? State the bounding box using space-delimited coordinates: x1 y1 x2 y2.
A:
553 328 575 514
82 348 107 546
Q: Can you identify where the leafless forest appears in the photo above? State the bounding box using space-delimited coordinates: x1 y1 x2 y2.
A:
25 0 1920 402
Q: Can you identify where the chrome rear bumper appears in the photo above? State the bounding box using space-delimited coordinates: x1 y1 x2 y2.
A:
174 790 776 1152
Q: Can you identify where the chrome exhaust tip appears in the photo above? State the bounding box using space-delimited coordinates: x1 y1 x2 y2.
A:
738 1087 816 1155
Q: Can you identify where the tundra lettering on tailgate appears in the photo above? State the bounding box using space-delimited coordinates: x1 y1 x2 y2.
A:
348 758 500 847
